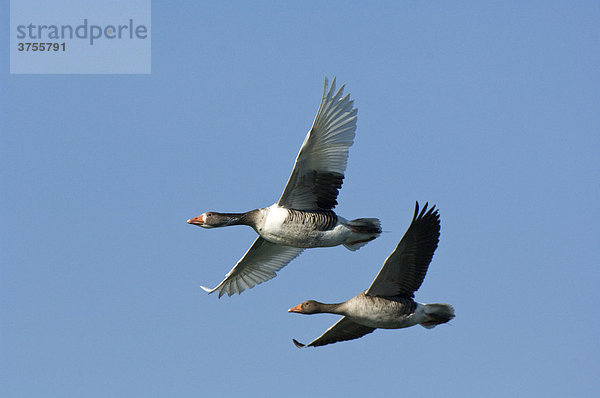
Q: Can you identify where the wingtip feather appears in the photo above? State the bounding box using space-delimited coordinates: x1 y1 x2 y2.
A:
201 284 231 299
200 285 215 294
292 339 306 348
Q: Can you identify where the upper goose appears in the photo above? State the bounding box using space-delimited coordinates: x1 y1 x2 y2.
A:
289 202 454 347
187 78 381 297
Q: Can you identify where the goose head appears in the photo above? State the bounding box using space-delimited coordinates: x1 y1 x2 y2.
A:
187 212 240 228
288 300 324 315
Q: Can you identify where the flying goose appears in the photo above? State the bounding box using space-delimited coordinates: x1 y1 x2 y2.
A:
187 78 381 297
289 202 454 347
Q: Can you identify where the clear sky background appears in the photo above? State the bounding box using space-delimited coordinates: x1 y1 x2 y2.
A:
2 1 599 397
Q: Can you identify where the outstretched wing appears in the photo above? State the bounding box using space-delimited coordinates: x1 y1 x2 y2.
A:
365 202 441 298
292 317 375 348
201 237 304 297
278 78 357 211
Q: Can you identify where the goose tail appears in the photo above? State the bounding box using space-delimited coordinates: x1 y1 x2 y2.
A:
343 218 381 251
420 303 455 329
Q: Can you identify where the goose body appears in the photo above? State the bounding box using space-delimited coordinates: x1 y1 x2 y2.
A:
187 79 381 297
257 205 377 248
289 202 455 348
334 293 426 329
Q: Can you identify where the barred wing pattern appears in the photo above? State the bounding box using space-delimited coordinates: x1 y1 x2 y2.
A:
278 78 357 211
201 237 304 297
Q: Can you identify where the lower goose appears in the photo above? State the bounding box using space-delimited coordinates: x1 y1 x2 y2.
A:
289 202 454 347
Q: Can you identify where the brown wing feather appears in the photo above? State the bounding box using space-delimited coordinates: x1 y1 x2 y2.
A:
365 202 441 298
293 317 376 348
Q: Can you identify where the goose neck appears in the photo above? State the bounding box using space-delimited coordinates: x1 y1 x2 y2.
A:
315 301 347 315
219 210 260 227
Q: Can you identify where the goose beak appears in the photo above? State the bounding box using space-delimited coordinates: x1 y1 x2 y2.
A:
288 304 303 313
187 216 204 226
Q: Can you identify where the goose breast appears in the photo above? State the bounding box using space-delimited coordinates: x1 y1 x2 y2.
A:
259 205 346 248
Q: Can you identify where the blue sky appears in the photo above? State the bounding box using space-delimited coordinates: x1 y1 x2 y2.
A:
2 1 599 397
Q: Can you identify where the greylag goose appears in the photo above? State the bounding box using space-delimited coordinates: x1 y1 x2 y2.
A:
289 202 454 347
187 78 381 297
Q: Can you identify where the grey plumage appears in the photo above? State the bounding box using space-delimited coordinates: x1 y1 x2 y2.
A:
189 78 381 297
284 209 338 231
290 202 454 347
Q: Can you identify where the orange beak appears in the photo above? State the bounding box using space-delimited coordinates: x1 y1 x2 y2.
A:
288 304 303 313
187 216 204 226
